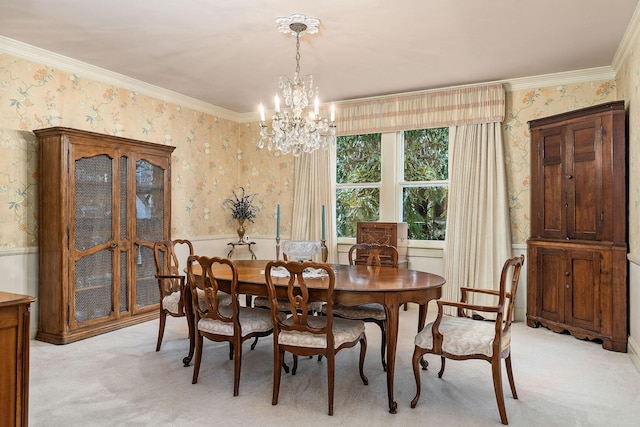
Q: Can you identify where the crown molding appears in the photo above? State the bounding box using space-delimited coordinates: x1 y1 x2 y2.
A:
0 36 241 122
0 36 620 124
501 66 616 92
612 1 640 72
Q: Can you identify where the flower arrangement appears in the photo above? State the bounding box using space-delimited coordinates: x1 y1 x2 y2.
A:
223 187 259 222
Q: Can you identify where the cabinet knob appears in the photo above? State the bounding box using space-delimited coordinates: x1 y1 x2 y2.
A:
110 243 118 249
565 174 573 179
565 271 570 276
566 284 570 289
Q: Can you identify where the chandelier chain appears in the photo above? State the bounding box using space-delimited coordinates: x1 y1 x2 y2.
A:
295 31 301 78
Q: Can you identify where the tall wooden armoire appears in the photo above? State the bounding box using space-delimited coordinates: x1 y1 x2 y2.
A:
526 101 627 352
35 127 175 344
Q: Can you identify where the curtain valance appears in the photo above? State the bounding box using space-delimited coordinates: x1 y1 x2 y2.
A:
334 83 505 135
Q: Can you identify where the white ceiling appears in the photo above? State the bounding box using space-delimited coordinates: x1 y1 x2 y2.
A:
1 0 638 114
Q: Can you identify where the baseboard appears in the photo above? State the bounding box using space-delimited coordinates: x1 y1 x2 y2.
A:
629 335 640 374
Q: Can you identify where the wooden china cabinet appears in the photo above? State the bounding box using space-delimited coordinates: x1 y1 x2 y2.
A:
35 127 174 344
526 101 627 352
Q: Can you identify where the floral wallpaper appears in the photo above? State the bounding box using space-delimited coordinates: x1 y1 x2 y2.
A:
0 52 292 249
0 128 37 247
502 80 618 244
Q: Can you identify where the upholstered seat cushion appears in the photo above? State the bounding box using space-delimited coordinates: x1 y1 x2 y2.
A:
329 303 386 321
162 291 183 314
197 306 276 337
278 316 365 349
414 316 510 358
253 296 323 313
162 289 231 314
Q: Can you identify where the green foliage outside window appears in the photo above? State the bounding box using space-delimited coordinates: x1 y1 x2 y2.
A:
336 134 381 183
402 128 449 240
336 134 381 237
336 187 379 237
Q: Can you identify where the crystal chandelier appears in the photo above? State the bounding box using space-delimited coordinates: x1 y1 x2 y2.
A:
258 13 336 156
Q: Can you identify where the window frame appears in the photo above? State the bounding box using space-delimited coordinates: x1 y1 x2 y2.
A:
335 129 449 249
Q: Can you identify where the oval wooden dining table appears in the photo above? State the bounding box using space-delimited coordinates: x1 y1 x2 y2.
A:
187 259 445 414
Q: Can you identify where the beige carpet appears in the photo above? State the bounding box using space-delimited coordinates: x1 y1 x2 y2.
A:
29 304 640 426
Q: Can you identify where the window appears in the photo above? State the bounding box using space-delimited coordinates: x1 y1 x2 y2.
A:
336 128 448 241
335 133 381 238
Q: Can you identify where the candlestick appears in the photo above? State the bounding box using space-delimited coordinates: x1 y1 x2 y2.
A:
276 204 280 239
321 204 325 241
259 104 265 122
276 236 281 260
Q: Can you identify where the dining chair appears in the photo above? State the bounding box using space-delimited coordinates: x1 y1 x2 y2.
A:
253 240 327 313
264 260 369 416
410 255 525 425
186 255 278 396
327 243 399 371
253 240 328 369
153 239 197 363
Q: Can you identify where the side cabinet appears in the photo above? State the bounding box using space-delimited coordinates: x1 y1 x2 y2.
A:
527 241 626 352
526 100 627 352
0 292 36 427
356 221 408 267
35 127 175 344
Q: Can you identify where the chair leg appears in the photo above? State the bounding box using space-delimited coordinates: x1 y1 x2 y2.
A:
327 353 335 416
410 347 423 408
192 334 203 384
229 342 234 360
378 321 387 371
420 356 429 370
292 355 299 375
250 336 259 350
156 309 166 351
505 354 518 399
359 335 368 385
184 315 195 367
272 349 283 405
233 339 242 396
437 356 446 378
492 357 509 425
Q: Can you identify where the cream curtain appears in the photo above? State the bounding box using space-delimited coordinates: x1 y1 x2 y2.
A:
442 122 512 316
291 147 336 262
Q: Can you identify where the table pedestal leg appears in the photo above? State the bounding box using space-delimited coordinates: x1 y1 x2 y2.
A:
384 300 400 414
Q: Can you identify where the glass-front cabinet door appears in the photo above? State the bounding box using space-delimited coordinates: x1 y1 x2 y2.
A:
132 155 170 314
70 148 171 325
70 146 119 327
